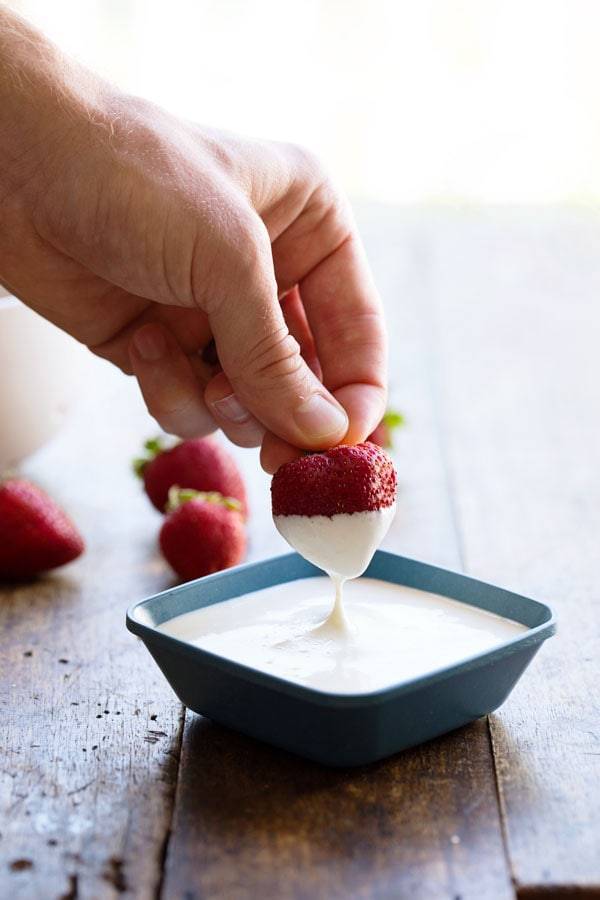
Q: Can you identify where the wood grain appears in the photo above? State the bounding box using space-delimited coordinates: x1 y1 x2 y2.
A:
160 211 514 900
4 208 594 899
161 718 510 900
427 210 600 892
0 362 183 899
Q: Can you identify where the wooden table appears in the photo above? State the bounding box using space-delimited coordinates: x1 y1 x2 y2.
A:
1 207 599 899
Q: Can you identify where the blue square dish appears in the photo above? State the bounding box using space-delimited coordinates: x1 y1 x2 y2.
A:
126 551 556 767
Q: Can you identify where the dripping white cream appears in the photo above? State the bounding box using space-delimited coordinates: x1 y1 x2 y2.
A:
274 504 396 628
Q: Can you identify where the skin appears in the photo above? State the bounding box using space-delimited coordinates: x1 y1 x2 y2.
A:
0 7 387 473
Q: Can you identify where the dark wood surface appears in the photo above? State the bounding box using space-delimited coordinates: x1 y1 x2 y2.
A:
427 212 600 894
1 207 598 898
0 375 184 899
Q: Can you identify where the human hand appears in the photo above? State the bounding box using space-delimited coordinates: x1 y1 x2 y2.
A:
0 8 387 472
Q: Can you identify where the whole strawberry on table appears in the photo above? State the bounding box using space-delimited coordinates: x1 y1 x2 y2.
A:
134 435 249 582
160 487 246 582
0 479 84 581
134 436 247 516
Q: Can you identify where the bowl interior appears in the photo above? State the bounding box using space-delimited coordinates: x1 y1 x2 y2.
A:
129 551 554 633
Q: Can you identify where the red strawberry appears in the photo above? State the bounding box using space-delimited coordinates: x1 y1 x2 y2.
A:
134 436 248 516
271 443 397 580
159 487 246 582
0 479 84 581
271 442 396 517
367 410 405 449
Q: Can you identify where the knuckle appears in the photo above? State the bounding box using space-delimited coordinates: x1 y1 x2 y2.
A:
285 142 326 181
145 390 194 427
320 307 385 357
242 326 304 384
283 144 346 216
151 404 207 440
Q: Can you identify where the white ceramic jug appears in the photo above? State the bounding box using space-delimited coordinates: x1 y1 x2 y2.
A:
0 288 87 471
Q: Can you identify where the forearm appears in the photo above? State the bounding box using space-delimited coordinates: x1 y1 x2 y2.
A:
0 5 104 197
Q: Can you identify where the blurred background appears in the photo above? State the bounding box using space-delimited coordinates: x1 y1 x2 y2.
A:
3 0 599 564
7 0 600 207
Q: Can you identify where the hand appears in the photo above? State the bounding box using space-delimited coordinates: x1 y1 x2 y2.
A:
0 8 387 472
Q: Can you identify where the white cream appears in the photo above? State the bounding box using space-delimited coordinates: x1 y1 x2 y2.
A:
159 576 526 694
274 507 396 580
274 504 396 627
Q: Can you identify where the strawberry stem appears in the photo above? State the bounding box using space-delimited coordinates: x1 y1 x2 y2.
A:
166 485 242 514
132 457 148 477
132 435 178 479
144 437 164 454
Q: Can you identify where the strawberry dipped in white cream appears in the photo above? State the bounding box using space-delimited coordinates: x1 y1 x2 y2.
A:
271 443 397 629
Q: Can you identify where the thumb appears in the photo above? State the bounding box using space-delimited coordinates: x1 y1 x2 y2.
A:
203 223 348 449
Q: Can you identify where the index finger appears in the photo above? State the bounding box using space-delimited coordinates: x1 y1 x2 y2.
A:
271 202 387 444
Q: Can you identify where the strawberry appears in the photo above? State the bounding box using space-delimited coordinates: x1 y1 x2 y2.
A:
134 436 248 516
367 410 405 449
271 443 397 580
0 479 84 581
159 487 246 582
271 442 396 517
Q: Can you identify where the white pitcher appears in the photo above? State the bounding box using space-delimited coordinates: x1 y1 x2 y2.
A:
0 288 86 471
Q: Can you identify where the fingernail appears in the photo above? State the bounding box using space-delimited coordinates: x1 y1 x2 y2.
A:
212 392 251 424
294 393 348 441
132 327 166 362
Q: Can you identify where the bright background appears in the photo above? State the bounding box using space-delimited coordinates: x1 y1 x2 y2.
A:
8 0 600 206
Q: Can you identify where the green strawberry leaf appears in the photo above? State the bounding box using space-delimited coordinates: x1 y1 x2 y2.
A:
132 457 148 478
166 485 242 514
383 410 405 429
132 435 180 479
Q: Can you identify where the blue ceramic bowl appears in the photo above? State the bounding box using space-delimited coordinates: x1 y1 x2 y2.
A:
126 551 556 766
